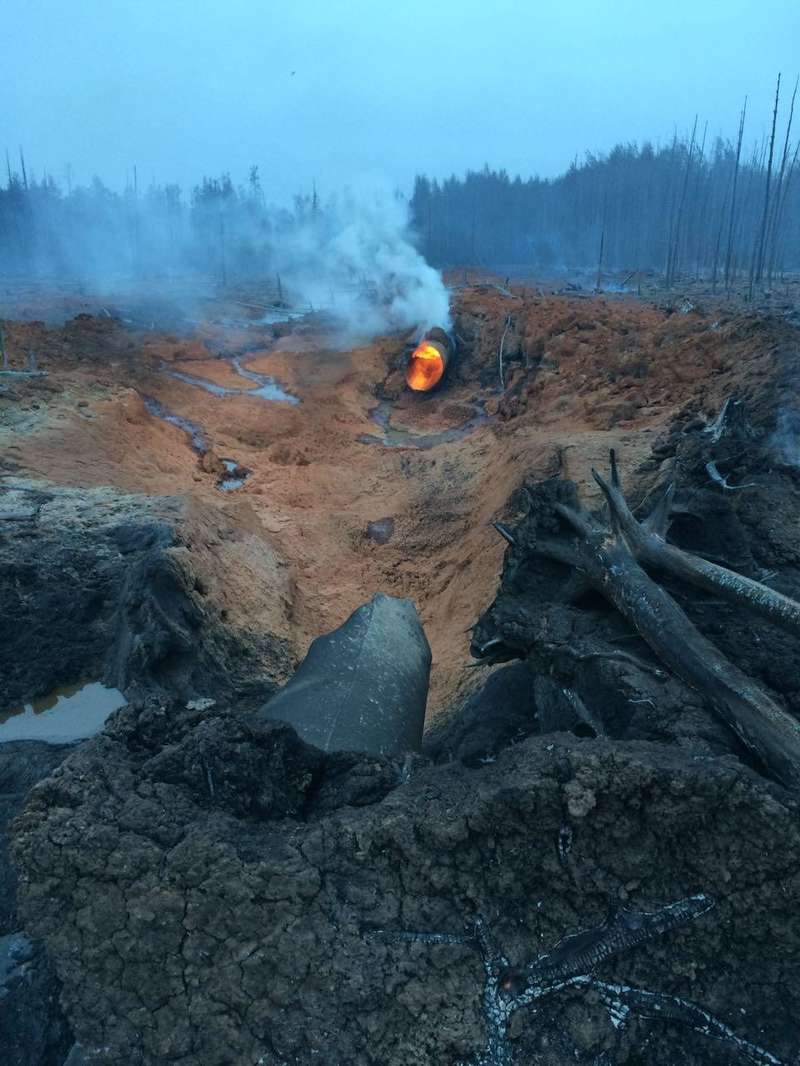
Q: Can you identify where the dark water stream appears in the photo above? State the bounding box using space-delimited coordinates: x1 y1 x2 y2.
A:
162 356 299 405
358 399 488 449
143 398 250 491
143 395 207 452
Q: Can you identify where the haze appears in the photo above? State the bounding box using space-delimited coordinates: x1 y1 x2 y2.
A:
5 0 800 201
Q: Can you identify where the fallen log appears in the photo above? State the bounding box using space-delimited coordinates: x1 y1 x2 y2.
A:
526 461 800 791
592 452 800 640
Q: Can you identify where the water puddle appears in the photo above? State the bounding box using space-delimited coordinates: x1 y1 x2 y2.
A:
0 681 127 744
161 355 299 405
218 458 250 492
143 395 207 453
358 399 488 449
366 517 395 544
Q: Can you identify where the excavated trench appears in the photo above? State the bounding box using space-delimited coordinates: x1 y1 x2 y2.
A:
3 287 800 1065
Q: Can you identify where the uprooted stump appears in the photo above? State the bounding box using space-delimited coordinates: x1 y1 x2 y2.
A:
472 413 800 793
11 697 800 1065
543 453 800 790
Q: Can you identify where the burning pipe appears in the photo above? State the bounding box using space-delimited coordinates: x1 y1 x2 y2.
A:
405 327 455 393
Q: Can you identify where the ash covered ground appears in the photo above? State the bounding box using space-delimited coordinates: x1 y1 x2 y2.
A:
2 282 800 1064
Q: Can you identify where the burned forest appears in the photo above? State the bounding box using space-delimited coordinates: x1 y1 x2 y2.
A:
4 5 800 1065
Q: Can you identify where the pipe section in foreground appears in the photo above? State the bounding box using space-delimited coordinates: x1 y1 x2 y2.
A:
255 593 431 756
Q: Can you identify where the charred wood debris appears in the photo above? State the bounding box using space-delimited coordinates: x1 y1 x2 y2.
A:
473 397 800 792
364 894 785 1066
360 399 800 1064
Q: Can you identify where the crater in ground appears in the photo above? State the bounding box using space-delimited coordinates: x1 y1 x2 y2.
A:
0 286 792 719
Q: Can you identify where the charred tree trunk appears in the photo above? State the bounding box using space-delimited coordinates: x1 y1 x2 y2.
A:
666 117 697 288
724 99 747 293
751 75 782 295
767 77 799 285
592 462 800 639
513 455 800 791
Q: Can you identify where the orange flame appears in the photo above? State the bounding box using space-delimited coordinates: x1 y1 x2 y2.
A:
406 341 445 392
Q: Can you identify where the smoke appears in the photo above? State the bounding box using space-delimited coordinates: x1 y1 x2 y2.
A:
0 172 451 340
271 190 451 340
771 406 800 466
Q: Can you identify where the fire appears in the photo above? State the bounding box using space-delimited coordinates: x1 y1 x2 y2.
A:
406 342 445 392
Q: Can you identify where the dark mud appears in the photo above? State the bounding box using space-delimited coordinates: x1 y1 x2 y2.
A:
0 741 76 1065
0 479 297 1062
12 700 800 1065
0 931 73 1066
0 481 291 713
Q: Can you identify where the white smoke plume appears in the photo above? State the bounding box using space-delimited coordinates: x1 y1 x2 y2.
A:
771 406 800 466
271 190 451 340
0 170 450 341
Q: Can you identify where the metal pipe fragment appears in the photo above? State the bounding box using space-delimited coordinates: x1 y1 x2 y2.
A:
256 593 431 756
405 327 455 392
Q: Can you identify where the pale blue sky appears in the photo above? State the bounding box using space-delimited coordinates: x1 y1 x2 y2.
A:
5 0 800 201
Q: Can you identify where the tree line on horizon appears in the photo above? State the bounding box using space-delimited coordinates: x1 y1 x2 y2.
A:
412 80 800 295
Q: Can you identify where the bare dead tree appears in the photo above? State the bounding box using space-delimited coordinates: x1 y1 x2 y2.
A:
769 139 800 280
767 76 799 285
724 99 747 292
596 197 607 292
734 137 766 292
218 209 227 287
498 314 512 389
666 116 698 288
711 183 730 293
751 74 782 295
688 121 709 278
